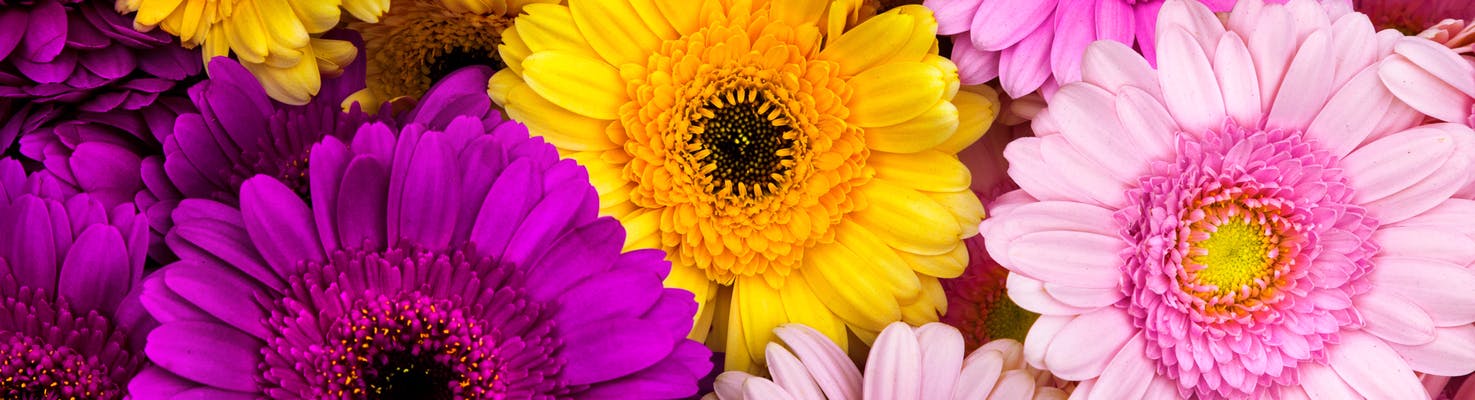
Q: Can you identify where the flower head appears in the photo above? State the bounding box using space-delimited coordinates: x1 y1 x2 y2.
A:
1350 0 1475 34
130 65 711 398
981 0 1475 398
708 322 1074 399
923 0 1234 98
118 0 377 104
492 0 995 372
1380 26 1475 149
345 0 552 107
0 158 153 399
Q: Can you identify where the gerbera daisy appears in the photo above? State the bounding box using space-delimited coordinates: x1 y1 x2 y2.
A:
129 66 711 398
343 0 551 108
707 322 1074 399
1380 33 1475 143
118 0 377 105
923 0 1234 98
492 0 995 372
1349 0 1475 34
0 157 153 399
981 0 1475 398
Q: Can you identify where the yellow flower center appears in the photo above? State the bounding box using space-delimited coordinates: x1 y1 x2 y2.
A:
1189 218 1274 293
351 0 512 102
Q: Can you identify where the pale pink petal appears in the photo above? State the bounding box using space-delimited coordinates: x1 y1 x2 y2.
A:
986 370 1036 400
1039 135 1132 209
1112 86 1176 158
999 21 1055 98
1370 257 1475 327
1005 273 1096 316
1044 308 1135 381
1141 376 1179 399
1089 333 1154 399
917 323 965 400
1393 199 1475 231
1052 82 1153 182
1023 315 1071 370
1246 5 1295 115
982 200 1118 269
1388 325 1475 377
743 377 798 400
1006 229 1123 288
1355 290 1436 346
1281 386 1312 400
1283 0 1332 40
1154 0 1226 56
926 0 981 35
864 322 923 400
1379 56 1474 124
1393 37 1475 98
953 38 1001 86
1342 124 1455 202
1048 0 1095 84
951 348 1003 400
773 325 863 400
1356 125 1475 223
1002 139 1087 204
1224 0 1264 35
969 0 1057 51
1372 226 1475 266
1081 40 1162 99
975 339 1025 371
1266 30 1333 130
715 372 757 400
1210 32 1263 128
765 343 825 400
1306 67 1395 158
1158 27 1226 134
1043 282 1123 309
1299 362 1359 400
1330 331 1426 400
1326 13 1376 87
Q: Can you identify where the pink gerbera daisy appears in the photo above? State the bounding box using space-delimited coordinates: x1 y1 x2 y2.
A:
923 0 1234 98
1380 31 1475 142
981 0 1475 398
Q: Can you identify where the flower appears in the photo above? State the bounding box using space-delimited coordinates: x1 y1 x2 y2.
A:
923 0 1234 98
129 65 711 398
1380 30 1475 143
0 157 153 399
707 322 1074 399
118 0 378 105
492 0 995 372
980 0 1475 398
136 37 383 263
344 0 550 108
1349 0 1475 34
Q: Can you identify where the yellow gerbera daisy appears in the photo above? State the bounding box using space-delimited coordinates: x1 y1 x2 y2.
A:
491 0 997 372
118 0 387 105
343 0 555 108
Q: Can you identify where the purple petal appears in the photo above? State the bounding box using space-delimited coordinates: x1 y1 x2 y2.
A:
334 157 389 249
203 58 271 154
576 350 704 399
5 197 57 292
64 11 109 50
127 367 195 399
499 181 589 267
170 114 233 192
310 137 349 252
13 49 77 84
139 269 212 323
406 66 494 129
390 132 461 250
169 199 283 289
145 321 262 392
57 224 129 313
468 159 538 257
239 176 325 276
349 122 397 162
138 45 201 81
526 218 623 301
162 136 225 198
163 260 270 338
554 268 663 329
19 0 65 62
560 316 676 385
644 289 700 340
0 9 28 61
69 142 143 207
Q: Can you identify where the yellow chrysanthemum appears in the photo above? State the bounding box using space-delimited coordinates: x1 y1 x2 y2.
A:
343 0 555 108
118 0 387 105
491 0 997 372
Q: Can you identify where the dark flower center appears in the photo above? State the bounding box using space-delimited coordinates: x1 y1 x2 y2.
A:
368 350 457 400
0 291 139 400
688 88 796 197
428 47 504 85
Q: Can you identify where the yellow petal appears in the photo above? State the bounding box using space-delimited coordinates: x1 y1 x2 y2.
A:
863 99 958 154
227 2 271 63
833 220 922 303
819 6 932 76
287 0 342 33
487 69 522 106
515 3 600 58
724 288 755 373
735 276 789 367
847 61 947 127
568 0 661 66
655 0 722 35
342 0 389 23
871 150 971 193
626 0 679 40
667 261 717 342
896 242 968 278
257 0 309 49
310 38 356 77
934 87 999 154
520 51 627 120
925 190 985 237
850 179 961 255
617 207 662 250
771 0 828 28
202 26 230 60
899 275 947 324
241 52 320 106
779 274 848 353
498 28 532 76
565 150 632 206
802 246 902 331
341 88 383 114
134 0 184 27
506 81 620 150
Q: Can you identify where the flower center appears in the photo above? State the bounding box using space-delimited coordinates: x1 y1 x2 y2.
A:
688 88 796 198
1187 216 1274 294
370 351 458 399
344 294 469 400
0 291 140 400
353 0 513 101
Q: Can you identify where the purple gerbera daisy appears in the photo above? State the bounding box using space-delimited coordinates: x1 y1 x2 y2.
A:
137 37 388 263
0 157 153 399
129 66 712 398
2 0 200 188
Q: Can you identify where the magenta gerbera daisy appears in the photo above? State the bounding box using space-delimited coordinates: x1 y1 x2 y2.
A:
981 0 1475 398
128 66 711 398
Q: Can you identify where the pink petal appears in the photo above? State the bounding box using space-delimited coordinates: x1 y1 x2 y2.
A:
1355 290 1436 346
1379 56 1474 124
1048 0 1095 84
765 344 825 400
1005 273 1095 316
1353 125 1475 223
1326 13 1377 87
1158 27 1225 134
1095 0 1133 45
1043 308 1135 381
1051 83 1151 182
951 37 1000 86
1342 124 1455 202
1089 333 1153 399
1329 332 1426 400
1001 138 1091 204
1370 257 1475 327
742 378 797 400
969 0 1057 51
998 20 1054 98
987 370 1036 399
950 348 1002 400
773 325 862 400
1394 37 1475 97
1133 1 1164 63
1246 6 1296 115
982 200 1118 268
1112 86 1176 160
715 372 755 400
1265 30 1333 130
1006 229 1123 288
1081 40 1161 99
1154 0 1226 56
916 324 964 400
1388 325 1475 377
1043 282 1124 309
926 0 981 35
1306 67 1395 158
1038 135 1132 209
1213 32 1262 127
864 323 922 400
1023 315 1071 370
1299 362 1360 399
1372 226 1475 266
